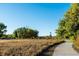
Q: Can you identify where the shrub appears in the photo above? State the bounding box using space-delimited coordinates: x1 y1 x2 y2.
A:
13 27 39 39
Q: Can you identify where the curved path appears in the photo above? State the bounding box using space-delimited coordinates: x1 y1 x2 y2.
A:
53 40 79 56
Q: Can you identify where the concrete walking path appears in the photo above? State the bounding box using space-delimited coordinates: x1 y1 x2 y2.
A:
53 41 79 56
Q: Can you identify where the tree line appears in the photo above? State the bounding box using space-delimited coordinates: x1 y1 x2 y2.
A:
0 23 39 39
56 3 79 40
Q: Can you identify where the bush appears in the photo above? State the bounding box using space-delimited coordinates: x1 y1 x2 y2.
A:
6 34 15 39
0 34 15 39
13 27 39 39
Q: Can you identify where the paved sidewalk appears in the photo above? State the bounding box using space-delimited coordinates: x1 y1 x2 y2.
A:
53 41 79 56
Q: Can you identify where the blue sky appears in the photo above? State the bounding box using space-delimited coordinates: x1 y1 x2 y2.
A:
0 3 70 36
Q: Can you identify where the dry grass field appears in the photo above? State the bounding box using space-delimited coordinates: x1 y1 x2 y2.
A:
0 39 62 56
73 37 79 52
73 38 79 49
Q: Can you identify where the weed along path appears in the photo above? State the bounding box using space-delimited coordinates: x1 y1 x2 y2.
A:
53 40 79 56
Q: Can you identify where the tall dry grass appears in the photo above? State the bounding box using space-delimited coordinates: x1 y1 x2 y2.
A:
73 36 79 49
0 39 61 56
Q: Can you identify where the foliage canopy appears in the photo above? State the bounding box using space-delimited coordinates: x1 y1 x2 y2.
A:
56 4 79 40
13 27 39 39
0 23 7 38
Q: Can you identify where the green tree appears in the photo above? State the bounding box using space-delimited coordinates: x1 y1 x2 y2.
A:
0 23 7 38
13 27 39 39
56 3 79 40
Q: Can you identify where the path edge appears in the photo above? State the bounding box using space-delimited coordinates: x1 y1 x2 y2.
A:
35 41 65 56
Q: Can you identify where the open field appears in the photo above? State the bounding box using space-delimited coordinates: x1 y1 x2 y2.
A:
0 39 63 56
